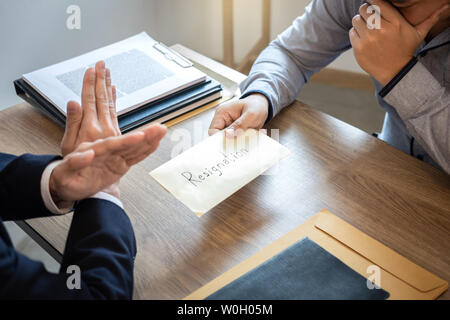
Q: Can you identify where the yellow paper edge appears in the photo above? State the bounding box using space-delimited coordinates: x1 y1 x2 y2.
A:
164 92 233 128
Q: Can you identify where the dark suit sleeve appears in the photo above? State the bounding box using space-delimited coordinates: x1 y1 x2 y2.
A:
0 199 137 300
0 152 61 221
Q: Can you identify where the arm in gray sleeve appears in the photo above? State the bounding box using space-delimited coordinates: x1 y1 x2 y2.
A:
382 60 450 174
240 0 360 119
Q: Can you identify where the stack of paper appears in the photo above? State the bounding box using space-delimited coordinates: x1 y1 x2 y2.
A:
14 32 223 132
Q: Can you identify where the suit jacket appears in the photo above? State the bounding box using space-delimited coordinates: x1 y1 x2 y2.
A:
0 153 136 299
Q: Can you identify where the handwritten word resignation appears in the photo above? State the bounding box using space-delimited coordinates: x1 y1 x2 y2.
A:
181 148 249 187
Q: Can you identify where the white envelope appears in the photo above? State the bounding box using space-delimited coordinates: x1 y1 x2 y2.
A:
150 129 290 216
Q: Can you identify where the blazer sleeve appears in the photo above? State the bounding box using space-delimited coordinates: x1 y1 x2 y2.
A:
0 198 137 300
0 152 61 221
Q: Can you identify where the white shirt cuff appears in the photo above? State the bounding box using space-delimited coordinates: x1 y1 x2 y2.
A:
41 161 124 215
90 192 124 209
41 160 74 215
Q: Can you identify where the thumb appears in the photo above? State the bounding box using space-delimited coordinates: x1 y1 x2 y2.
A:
61 101 83 155
225 115 250 138
415 4 448 41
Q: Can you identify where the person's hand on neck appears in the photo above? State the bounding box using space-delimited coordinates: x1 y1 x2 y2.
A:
391 0 450 41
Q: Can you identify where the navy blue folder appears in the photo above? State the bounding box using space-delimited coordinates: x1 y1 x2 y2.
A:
14 77 221 133
206 237 390 300
118 78 221 131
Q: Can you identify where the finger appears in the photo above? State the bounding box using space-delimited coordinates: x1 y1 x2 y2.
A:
105 68 113 100
225 116 248 138
125 129 166 165
105 70 120 134
95 61 113 129
352 14 368 37
209 115 227 136
124 138 162 165
120 124 167 160
143 124 167 144
366 0 403 23
209 106 236 136
415 4 449 41
92 132 146 157
112 85 117 106
349 27 360 47
111 84 120 134
61 101 82 155
81 68 97 123
359 3 372 22
64 150 95 172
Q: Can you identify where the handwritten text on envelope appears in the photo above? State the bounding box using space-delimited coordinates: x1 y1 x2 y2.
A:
150 129 290 216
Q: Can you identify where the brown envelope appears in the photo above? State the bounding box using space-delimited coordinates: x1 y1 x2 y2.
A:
185 210 448 300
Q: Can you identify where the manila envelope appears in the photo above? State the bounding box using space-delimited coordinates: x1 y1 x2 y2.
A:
186 210 448 300
150 129 290 216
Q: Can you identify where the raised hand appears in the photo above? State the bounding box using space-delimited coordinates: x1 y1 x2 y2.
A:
50 125 166 205
51 61 167 207
61 61 121 156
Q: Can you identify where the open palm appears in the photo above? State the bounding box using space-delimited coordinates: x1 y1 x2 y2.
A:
51 126 166 203
50 61 167 205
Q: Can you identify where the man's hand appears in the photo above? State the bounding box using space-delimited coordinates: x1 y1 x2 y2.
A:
51 60 167 207
61 61 121 156
50 123 167 206
350 0 449 86
209 93 269 137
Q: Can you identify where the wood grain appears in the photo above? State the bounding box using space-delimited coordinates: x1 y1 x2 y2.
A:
1 50 449 300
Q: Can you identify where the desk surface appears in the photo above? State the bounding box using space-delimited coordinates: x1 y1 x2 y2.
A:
0 45 449 300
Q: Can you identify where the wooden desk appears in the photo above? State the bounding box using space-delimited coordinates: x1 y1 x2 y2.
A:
0 46 449 300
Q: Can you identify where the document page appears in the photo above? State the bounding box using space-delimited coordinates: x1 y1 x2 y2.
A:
23 32 205 115
150 130 290 216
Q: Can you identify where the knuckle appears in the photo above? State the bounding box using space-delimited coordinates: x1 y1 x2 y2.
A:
86 127 102 140
359 3 367 12
233 118 243 128
96 94 108 104
104 127 116 137
79 142 90 150
85 92 95 103
245 111 258 119
215 105 227 115
61 143 69 155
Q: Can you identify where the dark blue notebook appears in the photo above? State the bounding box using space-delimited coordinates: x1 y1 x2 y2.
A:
118 78 221 131
14 77 221 133
206 237 390 300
